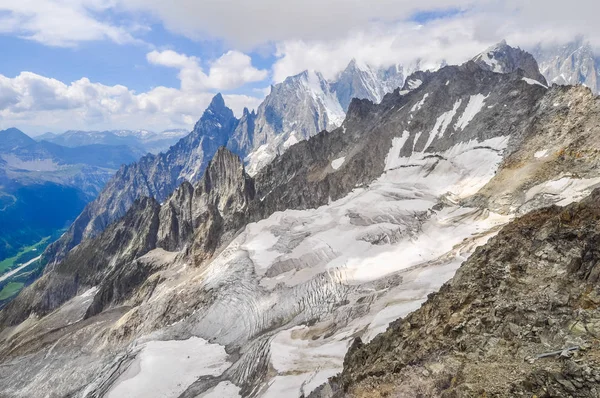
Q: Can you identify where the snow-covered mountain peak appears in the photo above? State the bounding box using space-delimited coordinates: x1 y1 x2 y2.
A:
472 40 548 84
532 38 600 93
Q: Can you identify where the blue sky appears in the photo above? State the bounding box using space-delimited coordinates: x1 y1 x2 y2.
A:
0 24 274 95
0 0 596 134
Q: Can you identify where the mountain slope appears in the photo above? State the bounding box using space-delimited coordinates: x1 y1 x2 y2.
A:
315 189 600 398
42 94 239 264
0 128 143 305
0 128 36 152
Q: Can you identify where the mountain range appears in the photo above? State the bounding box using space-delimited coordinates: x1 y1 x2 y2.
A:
3 40 600 398
0 127 143 266
40 60 409 265
37 129 189 155
533 37 600 94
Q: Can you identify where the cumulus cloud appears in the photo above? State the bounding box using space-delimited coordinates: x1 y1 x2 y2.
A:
0 0 139 47
0 69 264 134
146 49 268 91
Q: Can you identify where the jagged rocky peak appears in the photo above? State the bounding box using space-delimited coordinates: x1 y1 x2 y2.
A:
532 37 600 93
237 68 345 175
196 93 236 131
239 60 407 175
473 39 548 84
227 107 257 157
332 58 404 110
42 93 241 265
199 147 255 211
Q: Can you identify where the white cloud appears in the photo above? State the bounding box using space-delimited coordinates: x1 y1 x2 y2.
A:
0 44 266 133
115 0 600 51
208 51 269 90
2 0 600 51
272 17 489 82
0 69 264 134
0 0 139 47
118 0 481 48
147 49 268 91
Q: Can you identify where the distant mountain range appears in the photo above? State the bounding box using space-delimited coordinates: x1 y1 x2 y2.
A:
532 37 600 94
0 127 143 264
36 128 189 155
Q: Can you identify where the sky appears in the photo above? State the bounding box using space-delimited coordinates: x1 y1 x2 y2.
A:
0 0 599 135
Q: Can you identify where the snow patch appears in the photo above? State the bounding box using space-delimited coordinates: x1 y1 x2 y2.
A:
454 94 488 131
423 99 462 150
522 77 548 89
331 156 346 170
384 131 411 170
410 93 429 113
534 150 549 159
525 177 600 206
107 337 230 398
407 79 422 90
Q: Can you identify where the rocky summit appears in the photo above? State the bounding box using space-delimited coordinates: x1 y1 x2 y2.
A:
1 42 600 398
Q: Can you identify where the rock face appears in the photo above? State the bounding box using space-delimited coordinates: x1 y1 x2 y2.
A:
5 44 600 398
318 189 600 398
234 62 405 175
0 148 254 326
43 93 239 264
331 60 405 111
532 38 600 94
473 40 548 85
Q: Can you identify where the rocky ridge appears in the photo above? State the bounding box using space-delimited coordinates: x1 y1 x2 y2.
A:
43 61 407 266
473 40 548 85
